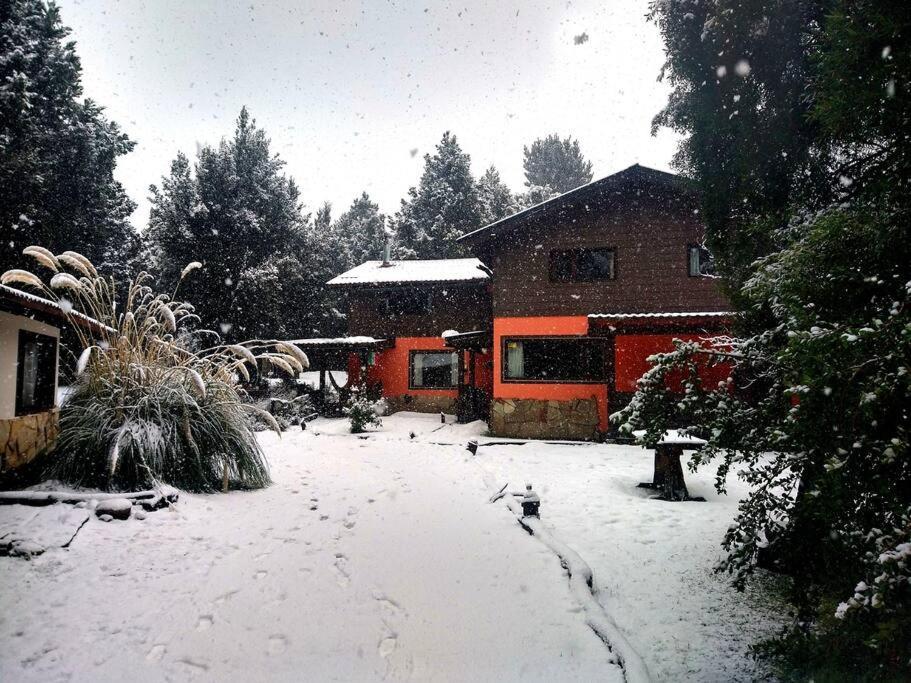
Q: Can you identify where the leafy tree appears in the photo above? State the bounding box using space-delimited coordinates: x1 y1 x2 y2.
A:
623 1 911 676
147 108 315 340
476 166 518 226
0 0 137 275
391 132 480 259
522 133 593 196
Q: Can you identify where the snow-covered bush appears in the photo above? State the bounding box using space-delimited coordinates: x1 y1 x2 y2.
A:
2 247 310 492
343 385 382 434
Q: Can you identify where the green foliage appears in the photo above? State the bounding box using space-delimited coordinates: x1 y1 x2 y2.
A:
343 386 382 434
146 108 318 341
522 133 593 195
0 0 137 276
643 1 911 676
391 132 480 259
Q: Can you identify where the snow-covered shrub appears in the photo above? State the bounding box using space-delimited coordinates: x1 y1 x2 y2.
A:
343 386 382 434
2 247 310 492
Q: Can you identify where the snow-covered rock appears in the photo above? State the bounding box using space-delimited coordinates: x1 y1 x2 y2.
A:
94 498 132 520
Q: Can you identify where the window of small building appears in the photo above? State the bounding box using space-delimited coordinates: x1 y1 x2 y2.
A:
16 330 58 416
503 337 604 382
549 248 615 282
687 244 716 276
383 289 432 315
410 351 458 389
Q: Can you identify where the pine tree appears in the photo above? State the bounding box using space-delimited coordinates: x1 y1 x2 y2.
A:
620 1 911 675
330 192 386 270
522 134 593 196
476 166 518 226
0 0 137 275
391 132 480 259
147 107 314 340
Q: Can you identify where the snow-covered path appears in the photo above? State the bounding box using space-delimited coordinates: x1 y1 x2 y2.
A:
0 419 622 682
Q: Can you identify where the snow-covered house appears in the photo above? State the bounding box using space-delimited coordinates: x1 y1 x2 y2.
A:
324 164 732 439
0 285 103 474
325 257 494 420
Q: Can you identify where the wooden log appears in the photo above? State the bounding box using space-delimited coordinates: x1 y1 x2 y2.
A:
0 488 179 507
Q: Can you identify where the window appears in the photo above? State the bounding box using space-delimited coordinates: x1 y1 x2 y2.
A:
384 290 432 315
688 245 716 276
503 338 604 382
16 330 58 415
410 351 458 389
549 248 615 282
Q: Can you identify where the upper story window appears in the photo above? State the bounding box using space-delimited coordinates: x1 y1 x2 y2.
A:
383 289 432 315
688 244 716 276
16 330 57 416
503 337 604 382
549 248 615 282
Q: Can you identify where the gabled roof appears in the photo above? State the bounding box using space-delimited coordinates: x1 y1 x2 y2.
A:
327 258 491 287
457 164 692 246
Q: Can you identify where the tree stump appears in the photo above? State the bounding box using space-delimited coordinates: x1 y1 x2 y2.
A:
654 444 689 501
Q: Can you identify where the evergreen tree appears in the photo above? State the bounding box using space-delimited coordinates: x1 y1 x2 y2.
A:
147 108 315 340
330 192 386 270
0 0 137 275
619 1 911 675
391 132 480 259
522 134 593 196
476 166 518 226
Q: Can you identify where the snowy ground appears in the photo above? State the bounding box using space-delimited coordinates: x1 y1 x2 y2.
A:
0 412 784 682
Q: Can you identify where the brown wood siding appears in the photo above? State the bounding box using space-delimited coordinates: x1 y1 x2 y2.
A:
347 283 491 338
483 191 730 317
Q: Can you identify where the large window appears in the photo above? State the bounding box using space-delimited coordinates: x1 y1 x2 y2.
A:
503 338 604 382
687 244 716 276
16 330 57 415
410 351 458 389
383 290 432 315
549 248 615 282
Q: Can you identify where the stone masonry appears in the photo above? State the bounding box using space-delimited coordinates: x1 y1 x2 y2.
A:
490 397 600 440
1 409 59 471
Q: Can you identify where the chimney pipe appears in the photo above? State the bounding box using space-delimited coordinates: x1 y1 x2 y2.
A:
381 229 391 267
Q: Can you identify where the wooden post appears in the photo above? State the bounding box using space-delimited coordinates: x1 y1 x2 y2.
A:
222 462 229 493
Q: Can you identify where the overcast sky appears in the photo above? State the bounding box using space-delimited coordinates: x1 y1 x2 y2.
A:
59 0 679 229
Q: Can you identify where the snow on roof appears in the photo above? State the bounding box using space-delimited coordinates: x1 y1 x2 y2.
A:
327 258 491 287
0 284 111 333
588 311 733 319
286 336 386 347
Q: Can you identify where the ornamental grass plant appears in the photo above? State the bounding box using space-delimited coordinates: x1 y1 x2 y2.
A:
2 247 309 492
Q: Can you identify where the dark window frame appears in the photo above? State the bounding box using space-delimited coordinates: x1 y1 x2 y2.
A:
382 289 433 316
548 247 616 283
15 329 58 416
687 244 716 277
501 336 605 384
408 350 459 390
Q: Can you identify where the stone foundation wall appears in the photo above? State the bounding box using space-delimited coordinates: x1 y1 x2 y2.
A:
490 397 600 440
384 394 457 415
1 409 59 471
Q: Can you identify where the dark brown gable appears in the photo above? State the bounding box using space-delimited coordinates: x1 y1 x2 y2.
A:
347 283 491 338
480 187 729 318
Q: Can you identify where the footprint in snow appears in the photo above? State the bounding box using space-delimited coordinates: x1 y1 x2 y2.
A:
332 553 350 587
254 570 268 580
145 644 166 663
267 634 288 655
378 636 397 658
196 615 214 631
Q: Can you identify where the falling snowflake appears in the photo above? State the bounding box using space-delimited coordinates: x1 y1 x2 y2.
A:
573 32 589 45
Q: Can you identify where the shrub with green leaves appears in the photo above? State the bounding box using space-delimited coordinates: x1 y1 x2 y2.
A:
2 247 310 492
343 385 382 434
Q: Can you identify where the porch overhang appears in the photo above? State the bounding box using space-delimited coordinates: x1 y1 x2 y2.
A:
441 329 492 351
285 336 394 368
587 311 734 336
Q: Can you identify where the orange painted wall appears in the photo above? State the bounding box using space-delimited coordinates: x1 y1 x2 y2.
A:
493 316 609 431
614 334 731 393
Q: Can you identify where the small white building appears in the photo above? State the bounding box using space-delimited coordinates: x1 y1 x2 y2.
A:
0 285 100 473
